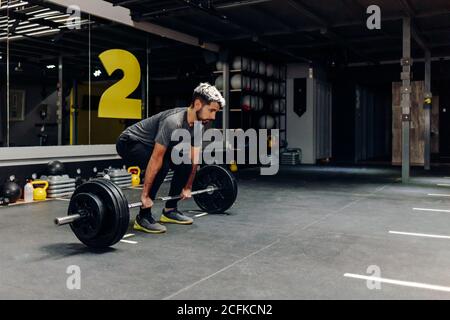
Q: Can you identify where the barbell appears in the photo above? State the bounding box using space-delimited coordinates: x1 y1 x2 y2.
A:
54 165 238 249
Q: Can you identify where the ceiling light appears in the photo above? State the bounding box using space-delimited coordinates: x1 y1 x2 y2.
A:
26 8 51 16
27 29 59 36
16 26 49 34
93 69 102 77
0 1 29 10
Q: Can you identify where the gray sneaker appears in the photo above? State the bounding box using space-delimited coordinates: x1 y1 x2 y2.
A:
133 214 167 234
160 209 193 225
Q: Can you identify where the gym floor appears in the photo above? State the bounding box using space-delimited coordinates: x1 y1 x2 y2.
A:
1 165 450 299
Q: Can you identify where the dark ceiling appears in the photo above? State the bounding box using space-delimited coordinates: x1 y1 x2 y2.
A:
104 0 450 65
1 0 450 77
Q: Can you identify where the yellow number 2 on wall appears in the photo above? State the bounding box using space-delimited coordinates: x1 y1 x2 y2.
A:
98 49 142 119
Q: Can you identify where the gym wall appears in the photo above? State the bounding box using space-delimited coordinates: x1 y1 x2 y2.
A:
287 63 332 164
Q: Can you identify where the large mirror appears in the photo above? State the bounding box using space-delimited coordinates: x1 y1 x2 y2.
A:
0 0 218 148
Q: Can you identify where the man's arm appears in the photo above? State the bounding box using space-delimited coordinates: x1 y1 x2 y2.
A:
186 146 201 189
140 143 167 208
179 146 200 199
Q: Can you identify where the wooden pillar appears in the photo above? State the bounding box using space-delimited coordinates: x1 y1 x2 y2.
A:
424 50 432 170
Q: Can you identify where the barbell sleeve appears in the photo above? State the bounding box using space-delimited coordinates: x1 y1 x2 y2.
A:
54 214 82 226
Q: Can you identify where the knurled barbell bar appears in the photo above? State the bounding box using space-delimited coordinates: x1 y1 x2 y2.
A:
54 165 238 249
54 186 218 226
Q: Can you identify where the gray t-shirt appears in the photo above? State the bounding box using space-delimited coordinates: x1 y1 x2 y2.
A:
121 108 203 149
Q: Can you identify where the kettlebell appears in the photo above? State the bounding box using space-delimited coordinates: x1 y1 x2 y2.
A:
128 166 141 187
230 161 238 173
32 180 48 201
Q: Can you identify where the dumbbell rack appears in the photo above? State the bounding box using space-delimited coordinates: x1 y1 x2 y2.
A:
97 168 132 188
40 175 76 198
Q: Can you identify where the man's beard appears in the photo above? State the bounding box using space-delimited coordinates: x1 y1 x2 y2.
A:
196 111 209 124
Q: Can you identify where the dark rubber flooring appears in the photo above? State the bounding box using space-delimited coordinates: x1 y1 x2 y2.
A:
1 165 450 299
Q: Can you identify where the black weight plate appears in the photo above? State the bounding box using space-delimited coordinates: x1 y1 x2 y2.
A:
98 178 130 244
108 180 130 239
69 193 105 240
69 179 128 248
86 179 129 248
194 166 237 214
193 165 238 214
70 180 120 248
70 179 121 248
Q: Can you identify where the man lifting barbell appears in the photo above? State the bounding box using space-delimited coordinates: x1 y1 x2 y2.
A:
116 83 225 234
55 165 238 248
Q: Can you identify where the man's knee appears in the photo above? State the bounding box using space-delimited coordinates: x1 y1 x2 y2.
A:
116 141 124 158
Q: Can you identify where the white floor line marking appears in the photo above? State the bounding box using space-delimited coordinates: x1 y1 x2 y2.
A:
428 193 450 197
163 240 280 300
437 184 450 187
413 207 450 213
344 273 450 293
120 239 138 244
123 234 135 239
54 198 71 201
194 212 208 218
389 231 450 239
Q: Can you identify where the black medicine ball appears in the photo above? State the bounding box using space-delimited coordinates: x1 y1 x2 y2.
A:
1 181 22 203
47 160 65 176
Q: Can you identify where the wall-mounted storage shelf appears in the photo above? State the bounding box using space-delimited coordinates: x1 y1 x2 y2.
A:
213 56 287 151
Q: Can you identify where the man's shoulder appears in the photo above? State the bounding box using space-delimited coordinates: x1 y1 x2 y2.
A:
160 108 186 127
